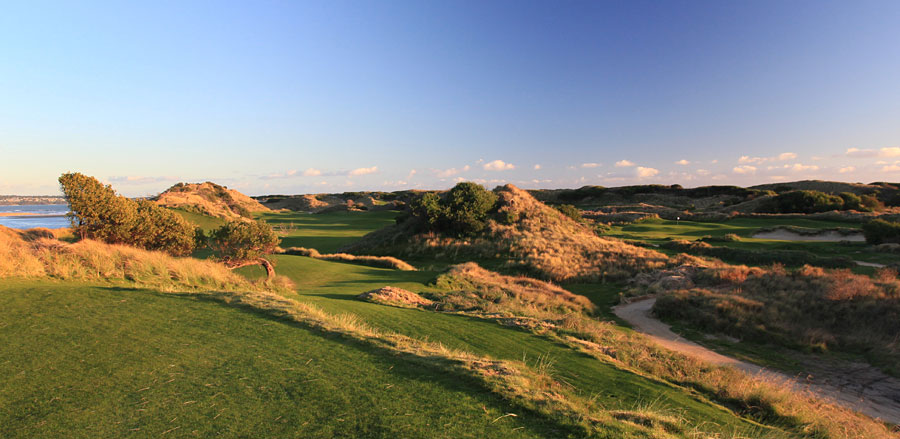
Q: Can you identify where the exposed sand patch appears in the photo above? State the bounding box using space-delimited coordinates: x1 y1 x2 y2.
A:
752 230 865 242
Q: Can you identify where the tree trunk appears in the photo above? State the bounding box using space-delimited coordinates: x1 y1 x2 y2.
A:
227 258 275 281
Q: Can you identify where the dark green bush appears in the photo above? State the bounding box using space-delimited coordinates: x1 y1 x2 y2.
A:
862 219 900 245
757 190 845 214
210 220 279 264
59 172 197 256
554 204 582 222
409 183 498 236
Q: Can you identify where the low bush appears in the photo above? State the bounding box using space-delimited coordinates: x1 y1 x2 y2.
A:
654 264 900 376
862 219 900 245
756 190 844 214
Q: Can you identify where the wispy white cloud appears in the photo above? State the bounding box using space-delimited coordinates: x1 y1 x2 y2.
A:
436 165 470 178
615 160 635 167
348 166 378 176
838 166 855 174
733 165 757 174
108 175 178 184
483 160 515 171
845 147 900 158
739 152 797 164
581 162 600 168
675 159 690 165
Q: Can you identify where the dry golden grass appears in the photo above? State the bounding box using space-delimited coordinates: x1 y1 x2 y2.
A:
155 182 270 220
0 225 290 292
281 246 416 271
357 286 434 308
345 184 670 281
655 263 900 376
369 262 896 439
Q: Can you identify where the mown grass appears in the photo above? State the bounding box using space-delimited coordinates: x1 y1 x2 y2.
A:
170 207 225 232
4 209 894 437
0 280 567 438
256 210 399 253
607 217 894 268
239 254 784 437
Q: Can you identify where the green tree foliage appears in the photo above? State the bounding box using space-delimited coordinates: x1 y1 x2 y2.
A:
859 193 884 211
210 220 279 265
554 204 583 222
838 192 863 211
757 190 845 214
862 219 900 245
59 173 196 256
409 182 499 236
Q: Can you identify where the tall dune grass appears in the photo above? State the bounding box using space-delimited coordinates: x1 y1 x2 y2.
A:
0 225 289 292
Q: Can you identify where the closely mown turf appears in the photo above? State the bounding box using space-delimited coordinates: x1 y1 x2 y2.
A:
606 217 894 268
257 210 400 253
0 280 576 438
237 212 788 437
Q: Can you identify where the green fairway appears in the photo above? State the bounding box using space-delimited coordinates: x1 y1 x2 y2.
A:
236 211 790 437
606 217 894 267
171 208 226 232
0 280 579 438
256 210 400 253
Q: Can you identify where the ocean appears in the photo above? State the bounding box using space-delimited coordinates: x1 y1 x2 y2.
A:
0 204 71 230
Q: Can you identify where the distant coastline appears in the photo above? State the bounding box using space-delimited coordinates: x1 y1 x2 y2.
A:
0 196 66 206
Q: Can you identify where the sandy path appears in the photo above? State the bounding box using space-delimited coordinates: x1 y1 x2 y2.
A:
613 298 900 424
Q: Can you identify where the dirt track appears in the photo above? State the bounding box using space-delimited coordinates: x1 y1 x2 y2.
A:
613 298 900 424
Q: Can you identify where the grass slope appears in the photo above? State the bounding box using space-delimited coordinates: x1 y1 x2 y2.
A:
0 280 572 438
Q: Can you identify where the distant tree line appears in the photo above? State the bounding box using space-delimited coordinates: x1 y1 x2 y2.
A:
756 190 883 214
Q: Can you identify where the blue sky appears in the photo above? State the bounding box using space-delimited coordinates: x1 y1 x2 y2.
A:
1 0 899 196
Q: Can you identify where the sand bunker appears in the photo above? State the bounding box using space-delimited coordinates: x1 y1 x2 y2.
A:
752 230 864 242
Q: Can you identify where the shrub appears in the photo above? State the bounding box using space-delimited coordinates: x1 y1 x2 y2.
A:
554 204 582 222
59 172 196 256
862 219 900 245
409 182 498 236
757 190 844 214
210 220 279 265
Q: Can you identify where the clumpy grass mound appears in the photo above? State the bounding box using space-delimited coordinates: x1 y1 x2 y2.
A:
357 286 433 308
343 184 669 282
0 225 291 292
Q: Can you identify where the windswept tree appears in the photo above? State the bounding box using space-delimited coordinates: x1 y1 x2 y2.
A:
209 220 280 279
58 172 197 256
